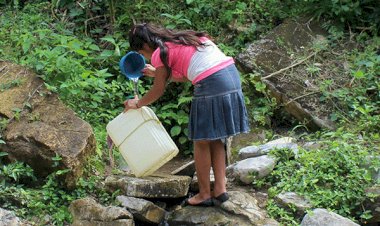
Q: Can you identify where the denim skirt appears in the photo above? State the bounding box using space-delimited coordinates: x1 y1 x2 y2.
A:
188 64 250 141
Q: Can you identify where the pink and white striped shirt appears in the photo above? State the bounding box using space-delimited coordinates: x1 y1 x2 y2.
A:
151 37 234 84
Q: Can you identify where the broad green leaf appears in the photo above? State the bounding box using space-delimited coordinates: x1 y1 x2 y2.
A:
170 126 181 136
354 70 364 78
75 48 88 57
115 45 121 56
100 50 114 57
22 39 32 53
179 136 187 144
101 36 116 45
180 18 192 25
89 44 100 51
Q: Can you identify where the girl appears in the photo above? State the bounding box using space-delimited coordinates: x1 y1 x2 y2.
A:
124 23 250 206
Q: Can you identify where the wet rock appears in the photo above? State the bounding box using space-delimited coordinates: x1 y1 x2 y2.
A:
69 197 134 226
105 173 191 198
300 208 360 226
0 61 96 188
274 192 312 218
116 195 166 224
239 137 298 159
227 155 276 184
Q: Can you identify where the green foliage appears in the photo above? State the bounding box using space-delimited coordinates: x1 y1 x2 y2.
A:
294 0 380 34
266 199 299 226
0 0 22 9
254 130 379 224
0 78 21 91
0 155 114 225
180 0 292 50
0 118 8 132
1 161 36 183
319 36 379 135
161 13 192 29
0 1 132 133
241 73 278 126
113 0 291 52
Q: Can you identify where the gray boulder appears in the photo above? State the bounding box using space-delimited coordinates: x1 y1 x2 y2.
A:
168 190 279 226
274 192 313 218
301 208 359 226
69 197 134 226
239 137 298 159
0 61 96 188
236 17 335 131
116 195 166 224
0 208 31 226
227 155 276 184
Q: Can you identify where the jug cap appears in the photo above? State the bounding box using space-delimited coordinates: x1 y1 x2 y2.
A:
119 51 146 79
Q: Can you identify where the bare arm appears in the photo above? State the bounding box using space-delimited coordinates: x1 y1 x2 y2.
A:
124 66 168 111
139 66 168 106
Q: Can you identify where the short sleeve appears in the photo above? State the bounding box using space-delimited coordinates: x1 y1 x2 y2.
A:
151 48 164 68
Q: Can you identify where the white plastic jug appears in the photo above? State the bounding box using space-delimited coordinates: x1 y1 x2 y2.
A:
106 107 179 177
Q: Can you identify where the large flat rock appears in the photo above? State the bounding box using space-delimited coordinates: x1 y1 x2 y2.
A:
105 173 192 198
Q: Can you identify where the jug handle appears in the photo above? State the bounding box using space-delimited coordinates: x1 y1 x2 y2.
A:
116 118 160 148
140 106 159 122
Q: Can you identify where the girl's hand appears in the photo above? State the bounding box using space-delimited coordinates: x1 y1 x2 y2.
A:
123 95 140 112
142 64 156 77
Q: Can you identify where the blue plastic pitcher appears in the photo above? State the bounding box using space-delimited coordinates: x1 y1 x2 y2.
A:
119 51 145 96
119 51 146 80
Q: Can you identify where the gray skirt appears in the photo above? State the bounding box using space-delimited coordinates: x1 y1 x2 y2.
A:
188 64 250 141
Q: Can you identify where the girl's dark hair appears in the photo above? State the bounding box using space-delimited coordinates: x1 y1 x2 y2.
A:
128 23 210 78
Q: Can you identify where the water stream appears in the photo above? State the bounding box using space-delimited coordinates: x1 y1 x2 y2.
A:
130 77 139 97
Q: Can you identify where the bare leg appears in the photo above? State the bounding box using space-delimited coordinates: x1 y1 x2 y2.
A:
187 140 212 205
210 139 227 197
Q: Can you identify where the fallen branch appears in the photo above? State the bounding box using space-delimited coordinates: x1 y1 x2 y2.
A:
0 65 7 73
262 52 318 80
284 91 320 106
0 70 9 80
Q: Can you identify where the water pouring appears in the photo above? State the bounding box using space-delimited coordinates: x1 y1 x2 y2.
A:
119 51 146 96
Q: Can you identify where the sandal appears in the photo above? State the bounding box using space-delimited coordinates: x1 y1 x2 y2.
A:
183 197 214 207
214 192 229 204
